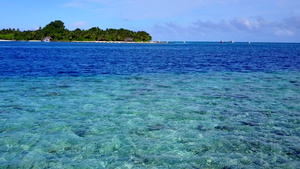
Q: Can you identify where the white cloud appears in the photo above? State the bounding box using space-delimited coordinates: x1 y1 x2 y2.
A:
284 16 300 29
152 16 300 41
60 0 300 41
274 28 294 36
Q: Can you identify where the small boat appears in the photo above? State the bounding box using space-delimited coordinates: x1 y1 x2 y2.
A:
41 36 52 42
220 40 234 43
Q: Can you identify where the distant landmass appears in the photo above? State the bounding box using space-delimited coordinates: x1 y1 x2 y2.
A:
0 20 152 42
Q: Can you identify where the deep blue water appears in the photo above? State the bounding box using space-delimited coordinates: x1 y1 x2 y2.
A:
1 42 300 76
0 42 300 168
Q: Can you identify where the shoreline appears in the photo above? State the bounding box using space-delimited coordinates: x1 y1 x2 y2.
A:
0 39 167 44
70 40 165 44
0 39 15 42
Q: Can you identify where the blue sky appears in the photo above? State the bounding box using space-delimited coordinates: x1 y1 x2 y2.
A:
1 0 299 42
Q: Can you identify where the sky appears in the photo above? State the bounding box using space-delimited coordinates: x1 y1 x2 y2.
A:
1 0 300 42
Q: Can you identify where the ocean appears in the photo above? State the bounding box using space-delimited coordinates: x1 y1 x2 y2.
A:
0 42 300 168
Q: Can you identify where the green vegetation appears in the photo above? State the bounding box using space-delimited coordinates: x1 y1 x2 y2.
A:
0 20 152 42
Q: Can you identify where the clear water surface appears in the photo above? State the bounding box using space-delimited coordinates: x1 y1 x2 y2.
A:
0 42 300 168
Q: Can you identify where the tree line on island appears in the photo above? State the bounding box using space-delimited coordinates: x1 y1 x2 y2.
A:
0 20 152 42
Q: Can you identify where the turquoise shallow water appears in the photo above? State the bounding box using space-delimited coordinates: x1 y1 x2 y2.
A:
1 42 300 168
1 71 300 168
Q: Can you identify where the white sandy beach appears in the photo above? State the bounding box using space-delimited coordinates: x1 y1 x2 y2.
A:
0 39 164 43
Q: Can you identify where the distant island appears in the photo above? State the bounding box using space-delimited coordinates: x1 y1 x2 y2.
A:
0 20 152 42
